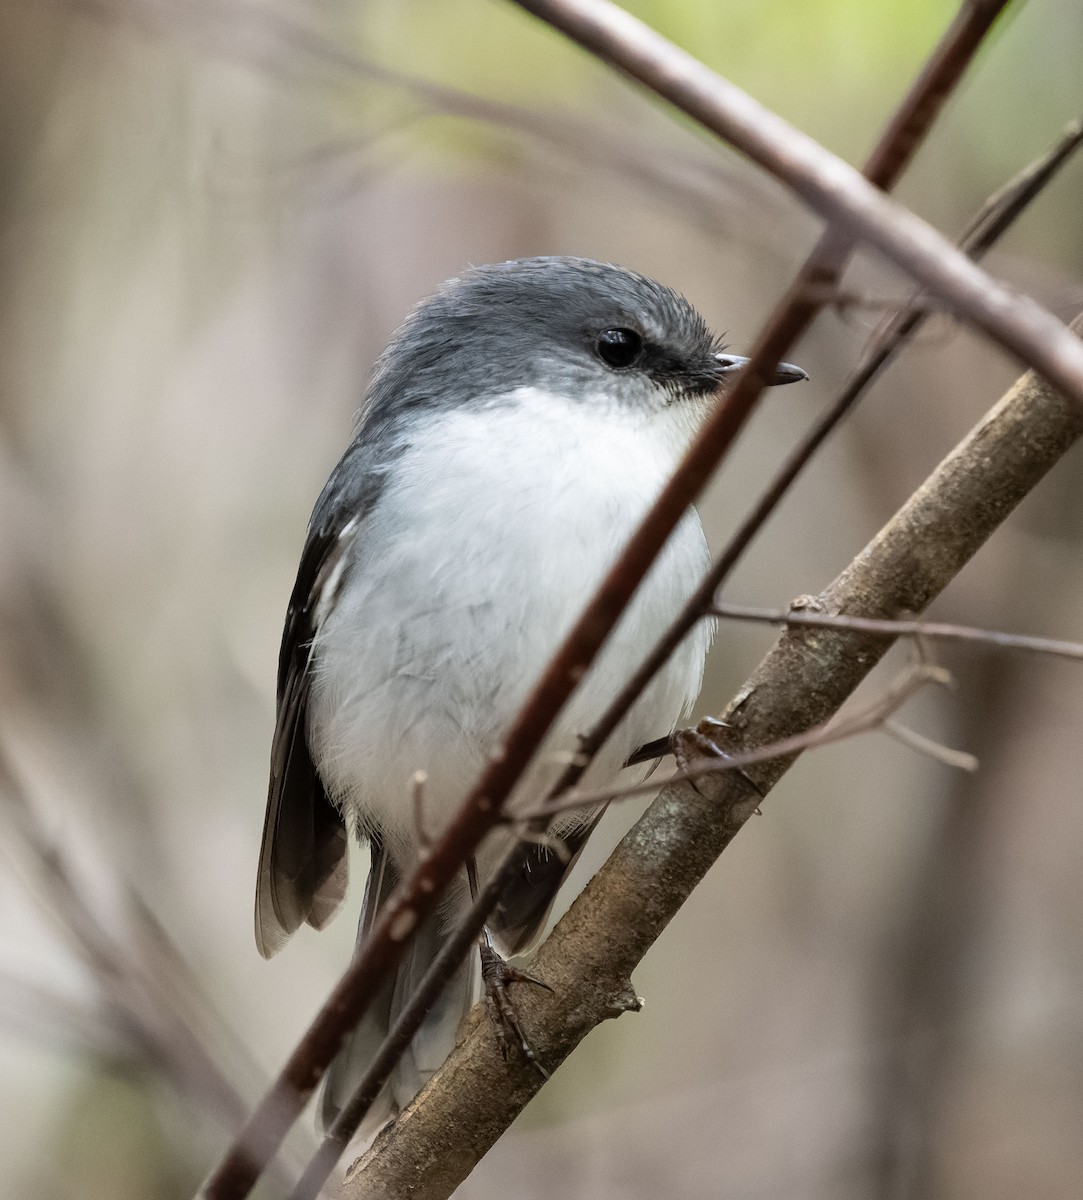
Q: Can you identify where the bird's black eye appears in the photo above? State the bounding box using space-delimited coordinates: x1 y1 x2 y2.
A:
595 327 644 369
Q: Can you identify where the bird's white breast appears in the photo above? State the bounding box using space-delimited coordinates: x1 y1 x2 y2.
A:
308 386 713 864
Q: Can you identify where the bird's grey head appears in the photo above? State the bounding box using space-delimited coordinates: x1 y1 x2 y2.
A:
360 257 804 430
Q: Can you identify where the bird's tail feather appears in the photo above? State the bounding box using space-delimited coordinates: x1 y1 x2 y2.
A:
319 846 478 1135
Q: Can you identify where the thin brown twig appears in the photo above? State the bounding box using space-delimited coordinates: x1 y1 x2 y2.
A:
280 6 1018 1193
882 718 979 771
955 117 1083 256
519 663 957 819
709 600 1083 662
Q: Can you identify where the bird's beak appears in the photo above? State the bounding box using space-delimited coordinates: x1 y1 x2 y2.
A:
715 352 809 386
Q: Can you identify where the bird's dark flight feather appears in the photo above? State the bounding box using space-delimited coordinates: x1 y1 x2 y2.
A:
255 524 352 958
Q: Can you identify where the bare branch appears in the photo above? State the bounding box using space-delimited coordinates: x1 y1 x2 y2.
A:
955 117 1083 258
882 720 980 772
709 601 1083 663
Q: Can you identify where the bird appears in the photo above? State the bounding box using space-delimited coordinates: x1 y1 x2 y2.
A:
254 255 807 1130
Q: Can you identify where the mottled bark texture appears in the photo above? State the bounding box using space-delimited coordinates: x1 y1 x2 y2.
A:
340 319 1083 1200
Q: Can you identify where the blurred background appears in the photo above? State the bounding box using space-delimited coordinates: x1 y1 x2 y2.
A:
1 0 1083 1196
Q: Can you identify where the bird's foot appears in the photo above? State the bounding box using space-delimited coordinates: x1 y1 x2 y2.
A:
671 717 766 802
479 940 552 1079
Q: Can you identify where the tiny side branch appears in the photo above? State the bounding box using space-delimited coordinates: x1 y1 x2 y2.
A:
710 602 1083 664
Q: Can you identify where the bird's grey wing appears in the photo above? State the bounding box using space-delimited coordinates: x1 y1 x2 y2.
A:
255 453 376 959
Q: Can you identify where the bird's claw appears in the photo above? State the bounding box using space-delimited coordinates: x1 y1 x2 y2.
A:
479 941 552 1079
672 717 765 800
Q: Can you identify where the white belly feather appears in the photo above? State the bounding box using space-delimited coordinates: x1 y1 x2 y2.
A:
308 386 713 871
